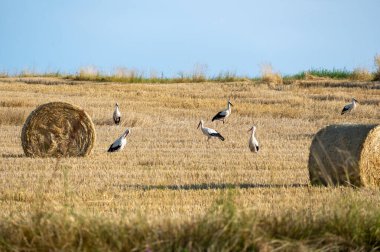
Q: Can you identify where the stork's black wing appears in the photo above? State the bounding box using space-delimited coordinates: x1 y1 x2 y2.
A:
212 111 225 121
210 132 225 141
341 105 350 115
108 143 121 152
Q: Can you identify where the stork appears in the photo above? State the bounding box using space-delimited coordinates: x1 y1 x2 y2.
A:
248 126 259 153
341 98 359 115
197 120 225 141
212 99 233 124
107 128 130 152
113 103 121 125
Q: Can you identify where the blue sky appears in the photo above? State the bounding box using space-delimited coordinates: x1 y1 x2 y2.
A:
1 0 379 77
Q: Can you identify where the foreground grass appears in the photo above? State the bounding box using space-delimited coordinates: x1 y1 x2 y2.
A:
1 196 379 251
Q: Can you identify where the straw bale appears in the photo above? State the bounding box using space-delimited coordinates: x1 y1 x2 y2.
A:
21 102 95 157
308 124 380 187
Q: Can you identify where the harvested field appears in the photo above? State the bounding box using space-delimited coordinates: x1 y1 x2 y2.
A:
1 77 380 250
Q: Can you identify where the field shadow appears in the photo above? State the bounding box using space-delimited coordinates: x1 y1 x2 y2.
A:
1 153 24 158
114 183 309 191
300 81 380 89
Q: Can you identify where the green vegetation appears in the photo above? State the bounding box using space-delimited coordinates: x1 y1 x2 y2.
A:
4 51 380 83
0 197 379 251
4 55 380 83
17 70 63 78
65 67 247 84
5 66 378 84
289 68 353 80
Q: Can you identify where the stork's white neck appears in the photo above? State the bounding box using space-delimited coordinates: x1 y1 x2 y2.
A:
199 121 204 128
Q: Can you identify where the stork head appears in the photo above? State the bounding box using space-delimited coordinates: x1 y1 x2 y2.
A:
115 102 119 107
352 98 359 104
228 99 233 107
247 126 256 133
197 120 203 129
123 128 130 138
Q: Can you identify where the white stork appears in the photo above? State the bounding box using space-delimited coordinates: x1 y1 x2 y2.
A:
113 103 121 125
248 126 259 153
341 98 359 115
197 120 225 141
212 99 233 124
107 128 130 152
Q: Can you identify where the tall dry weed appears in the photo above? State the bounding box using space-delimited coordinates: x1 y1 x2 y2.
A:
0 72 8 78
79 66 99 77
350 67 373 81
260 63 283 86
374 54 380 81
191 63 208 82
114 67 141 79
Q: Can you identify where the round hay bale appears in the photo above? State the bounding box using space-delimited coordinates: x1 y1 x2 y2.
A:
21 102 96 157
308 124 380 187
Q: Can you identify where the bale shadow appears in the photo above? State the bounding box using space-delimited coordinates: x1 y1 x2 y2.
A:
114 183 309 191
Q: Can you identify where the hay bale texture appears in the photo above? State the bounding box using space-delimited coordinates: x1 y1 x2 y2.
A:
21 102 95 157
308 124 380 187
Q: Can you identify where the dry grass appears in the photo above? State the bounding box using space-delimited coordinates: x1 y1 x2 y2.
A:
260 63 283 86
0 76 380 249
78 65 99 77
0 72 8 78
351 67 373 81
304 72 329 81
0 109 26 125
374 54 380 81
0 196 379 251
